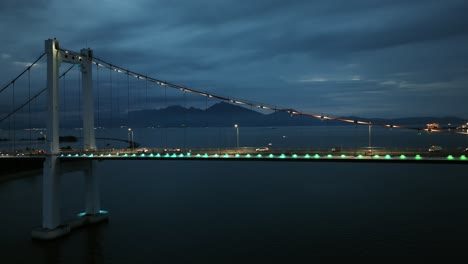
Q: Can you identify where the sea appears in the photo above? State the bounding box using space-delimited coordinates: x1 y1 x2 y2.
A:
0 126 468 261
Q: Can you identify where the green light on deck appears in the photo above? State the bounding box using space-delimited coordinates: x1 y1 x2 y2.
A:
116 153 120 156
373 155 380 159
196 154 201 157
74 154 79 157
245 154 251 158
100 154 104 157
447 155 454 160
385 155 391 159
304 154 310 158
400 155 406 159
179 154 184 157
164 153 170 157
186 153 191 157
340 154 346 158
268 154 274 158
213 154 219 158
171 153 177 158
140 154 145 157
123 154 128 157
415 155 422 160
357 155 363 159
292 154 298 158
149 153 154 157
203 153 209 158
223 154 230 158
257 154 262 158
235 154 240 158
67 154 72 157
460 155 467 160
60 154 64 157
314 154 320 159
155 153 161 157
132 154 136 157
89 154 94 157
280 154 286 159
327 154 332 158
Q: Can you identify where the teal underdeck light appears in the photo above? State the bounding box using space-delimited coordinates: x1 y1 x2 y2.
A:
196 153 201 157
400 155 406 159
280 154 286 159
186 153 191 157
461 155 467 161
116 152 120 156
447 155 454 160
164 153 170 157
149 153 154 157
60 154 64 157
268 154 274 158
89 154 94 158
245 154 251 158
257 154 262 158
304 154 310 158
140 154 145 157
77 212 86 217
314 154 320 159
373 154 380 159
82 154 87 157
179 153 184 157
214 154 219 158
68 154 72 157
415 155 422 160
123 154 128 157
224 154 230 158
235 154 240 158
203 153 209 158
100 154 104 157
99 210 108 214
340 154 346 158
132 154 136 157
327 154 332 158
357 154 363 159
292 154 298 158
155 153 161 157
171 153 177 158
385 155 391 159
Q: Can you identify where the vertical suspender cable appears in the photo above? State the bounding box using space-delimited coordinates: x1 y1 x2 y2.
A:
96 62 100 128
28 69 31 143
12 81 15 151
109 65 113 129
127 71 130 127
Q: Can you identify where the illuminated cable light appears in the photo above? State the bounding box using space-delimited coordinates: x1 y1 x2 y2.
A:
213 154 219 158
179 154 184 157
203 153 209 158
223 154 230 158
340 154 346 158
373 155 380 159
131 154 136 157
116 152 120 156
171 153 177 158
149 153 154 157
460 155 467 160
385 155 391 159
164 153 170 157
123 154 128 157
257 154 262 158
327 154 332 158
60 154 64 157
82 154 87 157
100 154 104 157
447 155 454 160
357 155 363 159
245 154 251 158
280 154 286 159
107 154 112 157
304 154 310 158
67 154 72 157
235 154 240 158
292 154 298 158
415 155 422 160
155 153 161 157
196 154 201 157
268 154 274 158
400 155 406 159
75 154 79 157
88 154 94 158
314 154 320 159
140 154 145 157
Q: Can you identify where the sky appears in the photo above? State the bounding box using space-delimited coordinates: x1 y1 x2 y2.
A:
1 0 468 119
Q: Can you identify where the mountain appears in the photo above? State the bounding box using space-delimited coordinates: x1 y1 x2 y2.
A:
123 102 467 128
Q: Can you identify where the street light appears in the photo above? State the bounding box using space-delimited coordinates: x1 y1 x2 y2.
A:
234 124 239 148
128 128 134 149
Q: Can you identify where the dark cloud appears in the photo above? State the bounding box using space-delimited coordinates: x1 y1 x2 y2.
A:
1 0 468 119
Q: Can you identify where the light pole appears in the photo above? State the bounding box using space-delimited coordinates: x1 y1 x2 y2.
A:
128 128 134 149
234 124 239 148
368 122 372 153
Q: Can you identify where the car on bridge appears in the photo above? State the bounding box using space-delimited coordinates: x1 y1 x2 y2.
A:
164 148 181 152
428 145 443 152
255 147 269 152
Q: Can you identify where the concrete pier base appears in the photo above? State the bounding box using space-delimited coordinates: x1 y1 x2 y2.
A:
31 211 109 240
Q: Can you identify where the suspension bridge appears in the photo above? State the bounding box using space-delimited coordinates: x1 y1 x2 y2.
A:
1 39 467 240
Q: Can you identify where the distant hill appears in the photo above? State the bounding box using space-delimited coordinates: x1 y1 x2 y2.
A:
121 102 467 128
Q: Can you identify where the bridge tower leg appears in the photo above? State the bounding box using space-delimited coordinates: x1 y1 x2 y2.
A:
32 39 108 240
